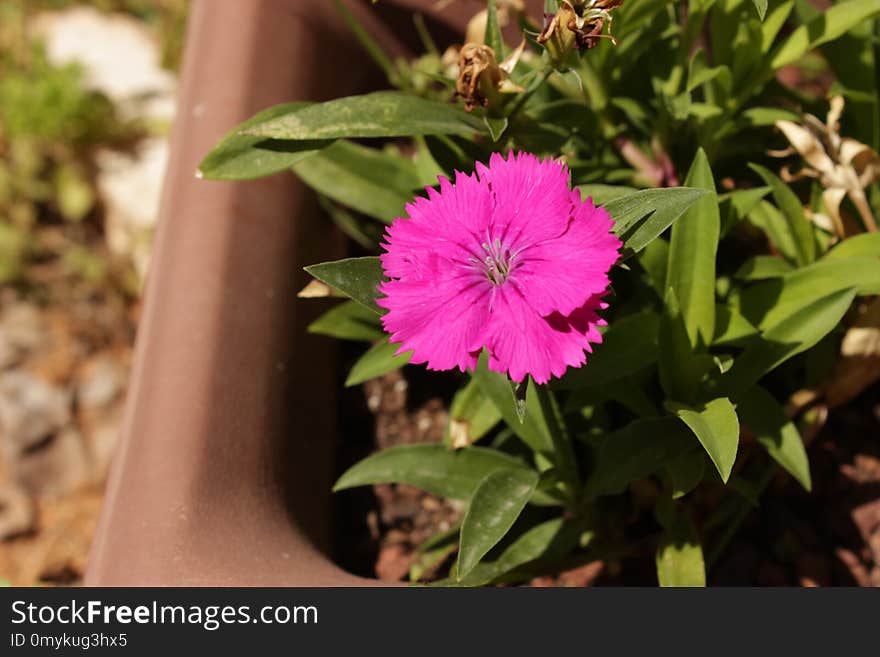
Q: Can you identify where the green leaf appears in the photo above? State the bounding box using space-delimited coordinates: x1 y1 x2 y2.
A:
484 116 509 142
586 418 695 497
666 449 706 499
308 300 384 342
553 310 660 389
484 0 505 58
472 353 551 452
735 255 795 280
244 91 485 140
736 386 811 491
770 0 880 71
198 102 330 180
446 379 502 448
292 141 420 223
578 184 638 205
749 164 815 265
454 517 569 586
667 149 719 348
737 257 880 330
458 468 539 580
747 200 802 264
659 287 715 403
345 338 411 387
751 0 767 21
333 444 528 499
605 187 709 256
304 256 385 314
331 0 395 81
530 384 579 494
719 186 770 236
713 303 759 345
670 397 740 483
655 505 706 587
722 287 857 396
825 233 880 260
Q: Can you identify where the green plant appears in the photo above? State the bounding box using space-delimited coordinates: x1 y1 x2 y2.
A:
201 0 880 586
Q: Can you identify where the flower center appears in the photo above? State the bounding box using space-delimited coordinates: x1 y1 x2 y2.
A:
479 238 515 285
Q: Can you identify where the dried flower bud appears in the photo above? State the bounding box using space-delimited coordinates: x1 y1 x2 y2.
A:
455 42 525 113
538 0 622 70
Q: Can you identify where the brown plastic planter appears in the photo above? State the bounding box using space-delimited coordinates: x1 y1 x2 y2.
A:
85 0 540 586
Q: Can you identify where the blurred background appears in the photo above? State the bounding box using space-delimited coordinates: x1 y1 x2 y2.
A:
0 0 187 585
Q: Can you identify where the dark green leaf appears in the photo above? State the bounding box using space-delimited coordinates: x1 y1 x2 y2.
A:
751 0 767 21
722 287 857 396
667 149 719 347
666 449 706 500
655 504 706 587
606 187 709 256
198 103 330 180
749 164 815 265
458 468 539 579
304 256 385 314
670 397 740 483
308 300 384 342
473 353 551 452
484 0 505 58
586 418 695 497
244 91 485 140
736 386 811 491
333 444 528 500
735 255 795 280
345 338 411 387
292 141 419 222
553 310 660 389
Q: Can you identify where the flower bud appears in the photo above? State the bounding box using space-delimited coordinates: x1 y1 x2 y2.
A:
455 42 525 113
538 0 623 70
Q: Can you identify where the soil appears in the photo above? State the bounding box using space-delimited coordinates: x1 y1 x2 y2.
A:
340 361 880 586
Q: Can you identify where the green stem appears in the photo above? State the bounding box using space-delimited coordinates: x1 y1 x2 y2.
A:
531 383 581 507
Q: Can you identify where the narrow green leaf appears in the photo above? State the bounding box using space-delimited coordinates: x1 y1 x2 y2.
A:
484 0 505 57
751 0 767 21
606 187 709 256
825 233 880 260
333 444 528 500
292 141 420 222
771 0 880 71
671 397 740 483
655 505 706 587
308 300 384 342
747 200 801 263
723 287 857 396
713 303 759 345
473 352 551 452
530 384 579 493
734 255 795 280
659 287 715 403
484 116 509 142
455 518 567 586
552 310 660 389
750 164 815 265
586 418 695 497
244 91 485 140
737 257 880 330
197 103 330 180
667 149 719 348
458 468 539 580
736 386 811 491
719 186 770 236
304 256 385 314
666 449 706 500
446 379 502 448
345 338 411 387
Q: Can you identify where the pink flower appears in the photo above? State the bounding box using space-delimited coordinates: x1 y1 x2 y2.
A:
377 152 621 384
